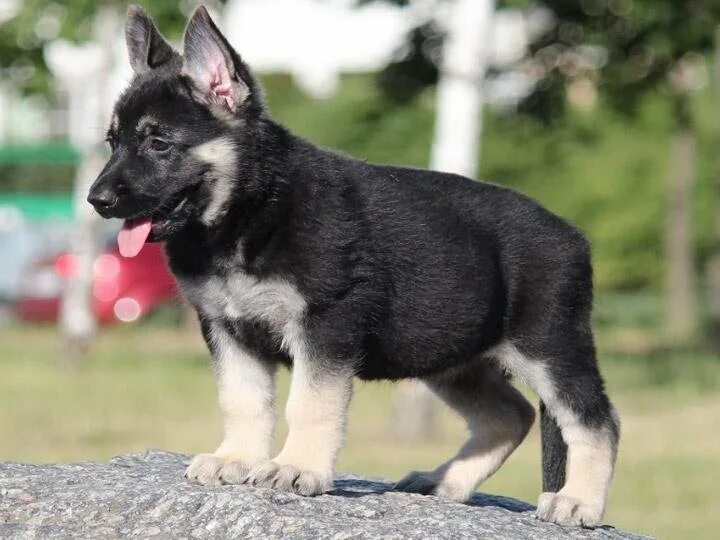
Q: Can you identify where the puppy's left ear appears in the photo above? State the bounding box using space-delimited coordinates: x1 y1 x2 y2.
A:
182 6 250 112
125 5 178 74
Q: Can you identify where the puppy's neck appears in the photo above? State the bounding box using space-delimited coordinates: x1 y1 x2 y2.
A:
184 116 295 267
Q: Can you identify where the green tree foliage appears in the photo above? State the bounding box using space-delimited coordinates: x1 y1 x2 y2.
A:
263 73 715 291
0 1 192 95
368 0 719 295
526 0 720 118
2 1 717 292
372 1 720 118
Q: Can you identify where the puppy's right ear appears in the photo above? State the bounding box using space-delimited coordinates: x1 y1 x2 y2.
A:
125 5 178 74
181 6 250 112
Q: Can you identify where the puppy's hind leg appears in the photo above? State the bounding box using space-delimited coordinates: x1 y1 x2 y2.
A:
495 340 619 528
395 361 535 502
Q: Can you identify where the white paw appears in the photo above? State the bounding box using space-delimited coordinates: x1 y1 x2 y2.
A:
435 480 473 502
536 491 603 527
246 461 332 496
184 454 253 486
394 470 471 502
217 461 254 485
185 454 225 486
394 470 441 496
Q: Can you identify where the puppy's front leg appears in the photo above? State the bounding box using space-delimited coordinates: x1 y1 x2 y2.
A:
185 322 276 486
248 354 353 496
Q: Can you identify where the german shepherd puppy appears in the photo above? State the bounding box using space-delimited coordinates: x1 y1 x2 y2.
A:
88 5 619 527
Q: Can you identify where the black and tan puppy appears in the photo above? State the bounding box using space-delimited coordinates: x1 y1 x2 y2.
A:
87 5 619 527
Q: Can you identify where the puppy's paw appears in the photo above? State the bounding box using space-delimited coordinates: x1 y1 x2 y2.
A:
434 480 474 502
184 454 254 487
217 461 254 485
246 461 332 496
535 491 603 528
394 470 442 496
185 453 225 486
394 470 471 502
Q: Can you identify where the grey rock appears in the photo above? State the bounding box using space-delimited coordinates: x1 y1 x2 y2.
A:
0 450 651 539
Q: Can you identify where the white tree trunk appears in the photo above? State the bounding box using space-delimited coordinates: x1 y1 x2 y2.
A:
708 26 720 352
664 126 698 343
46 7 118 365
59 153 104 363
394 0 495 440
430 0 495 177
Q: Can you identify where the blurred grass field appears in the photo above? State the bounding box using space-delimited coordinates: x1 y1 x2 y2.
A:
1 313 718 540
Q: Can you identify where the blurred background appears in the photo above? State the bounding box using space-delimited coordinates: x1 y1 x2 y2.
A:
1 1 719 538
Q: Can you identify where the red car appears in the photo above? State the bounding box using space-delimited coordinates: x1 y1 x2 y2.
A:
15 242 178 324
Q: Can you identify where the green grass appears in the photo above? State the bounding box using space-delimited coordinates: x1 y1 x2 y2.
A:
1 324 719 539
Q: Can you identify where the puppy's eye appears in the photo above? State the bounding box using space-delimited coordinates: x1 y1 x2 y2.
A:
149 138 170 152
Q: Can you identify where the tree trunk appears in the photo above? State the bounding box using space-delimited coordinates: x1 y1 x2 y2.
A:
59 153 104 367
393 0 495 440
664 95 698 344
47 6 118 366
429 0 494 177
707 27 720 354
392 379 437 441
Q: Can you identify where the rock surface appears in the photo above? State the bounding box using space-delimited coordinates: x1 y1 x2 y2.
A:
0 450 651 539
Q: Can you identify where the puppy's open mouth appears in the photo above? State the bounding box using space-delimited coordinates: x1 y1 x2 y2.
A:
117 189 192 258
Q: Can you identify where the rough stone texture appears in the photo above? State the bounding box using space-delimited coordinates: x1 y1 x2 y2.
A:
0 450 651 539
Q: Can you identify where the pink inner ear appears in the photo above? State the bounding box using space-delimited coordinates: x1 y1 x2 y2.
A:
210 61 236 110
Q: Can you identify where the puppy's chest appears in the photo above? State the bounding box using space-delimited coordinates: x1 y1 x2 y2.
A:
179 270 306 334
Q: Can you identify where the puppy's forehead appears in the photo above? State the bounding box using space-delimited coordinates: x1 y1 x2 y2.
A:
114 107 164 137
111 73 222 141
114 75 183 130
110 110 156 137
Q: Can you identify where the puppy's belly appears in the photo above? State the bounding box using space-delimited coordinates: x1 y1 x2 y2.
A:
355 331 497 381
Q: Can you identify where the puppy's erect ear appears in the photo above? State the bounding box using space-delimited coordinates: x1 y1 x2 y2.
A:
181 6 250 112
125 5 178 74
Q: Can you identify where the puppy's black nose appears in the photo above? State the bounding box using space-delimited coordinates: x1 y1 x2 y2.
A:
87 188 118 210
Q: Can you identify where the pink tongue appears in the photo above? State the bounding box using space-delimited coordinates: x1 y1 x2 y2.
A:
118 218 152 258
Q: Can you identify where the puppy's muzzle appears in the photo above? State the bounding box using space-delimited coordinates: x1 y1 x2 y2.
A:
87 185 119 213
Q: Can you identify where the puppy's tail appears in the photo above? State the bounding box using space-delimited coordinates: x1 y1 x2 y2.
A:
540 401 566 492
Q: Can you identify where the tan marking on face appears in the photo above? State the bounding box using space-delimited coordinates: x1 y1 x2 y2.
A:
135 114 158 136
190 136 237 224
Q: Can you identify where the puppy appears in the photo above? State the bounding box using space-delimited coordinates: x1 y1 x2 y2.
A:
88 5 619 527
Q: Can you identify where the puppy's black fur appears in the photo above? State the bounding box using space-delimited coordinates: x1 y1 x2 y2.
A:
88 5 619 527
